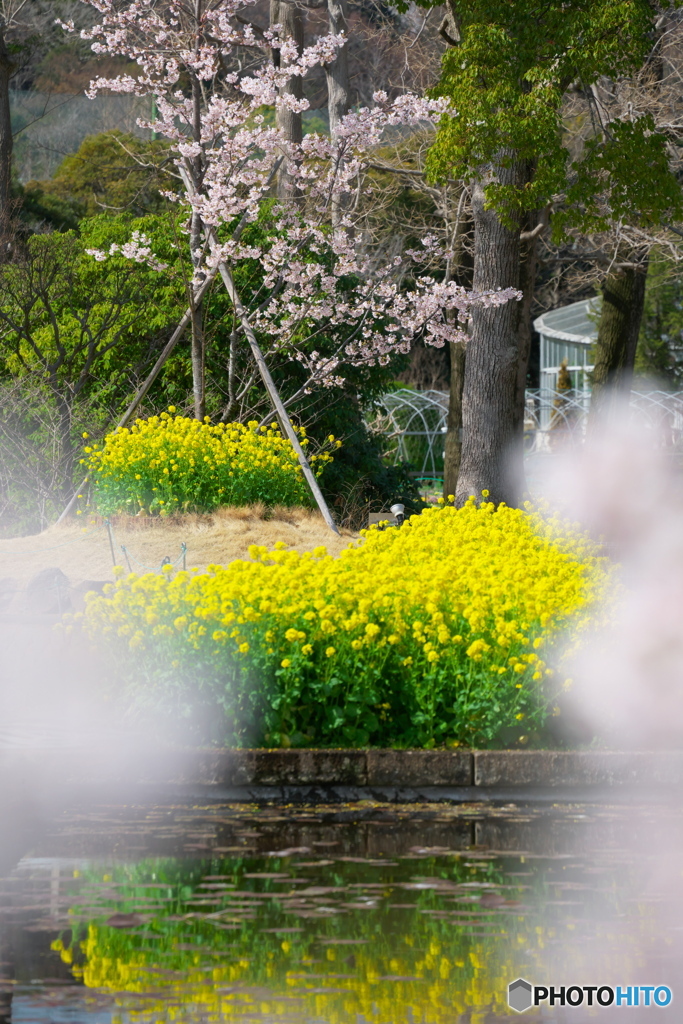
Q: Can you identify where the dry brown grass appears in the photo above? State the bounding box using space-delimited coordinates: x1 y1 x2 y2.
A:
0 505 357 591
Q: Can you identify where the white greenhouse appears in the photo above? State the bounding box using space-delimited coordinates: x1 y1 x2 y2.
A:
533 296 600 391
368 296 683 479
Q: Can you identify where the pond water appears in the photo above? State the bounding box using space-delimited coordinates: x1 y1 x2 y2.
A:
0 799 681 1023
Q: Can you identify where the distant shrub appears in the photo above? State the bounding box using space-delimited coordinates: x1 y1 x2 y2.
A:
83 411 338 515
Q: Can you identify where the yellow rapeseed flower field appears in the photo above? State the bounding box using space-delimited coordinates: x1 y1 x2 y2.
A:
79 499 609 748
83 411 337 514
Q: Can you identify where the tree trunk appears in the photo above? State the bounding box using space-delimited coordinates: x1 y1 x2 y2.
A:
588 261 648 429
455 162 525 508
50 376 75 500
189 201 205 420
325 0 350 226
512 204 541 442
270 0 304 199
441 184 472 498
221 327 238 422
325 0 350 135
191 300 205 420
443 339 465 498
189 3 206 420
0 18 15 259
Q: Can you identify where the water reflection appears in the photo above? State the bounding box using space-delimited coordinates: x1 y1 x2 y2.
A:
0 800 680 1022
0 939 12 1024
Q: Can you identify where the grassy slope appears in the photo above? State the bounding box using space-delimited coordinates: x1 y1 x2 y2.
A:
0 505 355 592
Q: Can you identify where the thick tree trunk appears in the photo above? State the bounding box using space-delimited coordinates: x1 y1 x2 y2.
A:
270 0 304 198
442 185 472 498
325 0 350 135
325 0 350 226
455 163 525 508
0 19 15 259
443 339 465 498
588 262 647 429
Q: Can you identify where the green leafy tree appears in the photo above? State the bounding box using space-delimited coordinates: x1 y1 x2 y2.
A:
0 1 104 246
142 206 421 522
15 178 81 233
635 260 683 387
422 0 683 505
0 217 184 506
0 209 418 530
23 131 173 222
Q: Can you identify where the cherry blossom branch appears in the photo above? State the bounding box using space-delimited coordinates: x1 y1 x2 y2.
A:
64 2 520 393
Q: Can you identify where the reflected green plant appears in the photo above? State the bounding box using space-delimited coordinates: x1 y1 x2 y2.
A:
50 852 654 1023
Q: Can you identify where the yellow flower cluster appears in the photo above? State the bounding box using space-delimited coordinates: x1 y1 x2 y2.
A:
51 859 646 1024
52 923 542 1021
83 410 339 515
81 499 609 748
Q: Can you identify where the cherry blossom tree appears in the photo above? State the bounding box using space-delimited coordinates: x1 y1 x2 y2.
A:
59 0 518 526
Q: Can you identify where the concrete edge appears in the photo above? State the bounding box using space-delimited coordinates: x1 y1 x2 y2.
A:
7 747 676 792
104 782 679 806
146 748 683 789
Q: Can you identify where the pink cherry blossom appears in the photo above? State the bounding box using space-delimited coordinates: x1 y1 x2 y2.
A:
63 0 518 394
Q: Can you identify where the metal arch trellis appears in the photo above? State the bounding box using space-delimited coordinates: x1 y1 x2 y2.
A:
524 389 683 452
368 389 450 477
628 391 683 446
368 388 683 475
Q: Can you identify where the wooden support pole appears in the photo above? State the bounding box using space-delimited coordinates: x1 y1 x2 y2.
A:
54 168 287 527
55 269 218 525
216 259 340 535
179 166 339 535
54 158 337 533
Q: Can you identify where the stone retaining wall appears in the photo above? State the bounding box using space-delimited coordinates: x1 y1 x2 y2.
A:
140 748 683 789
4 747 683 803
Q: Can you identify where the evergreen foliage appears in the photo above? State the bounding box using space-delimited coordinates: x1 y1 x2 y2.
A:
424 0 682 231
636 262 683 387
0 203 419 529
23 132 172 221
